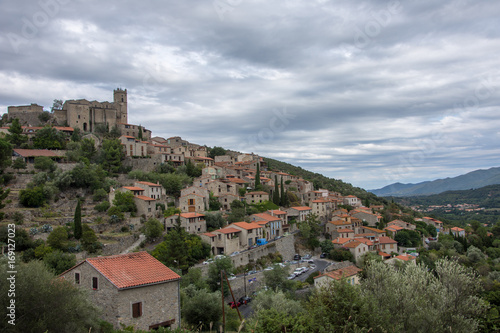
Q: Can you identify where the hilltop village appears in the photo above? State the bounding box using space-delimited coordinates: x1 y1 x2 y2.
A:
0 89 496 332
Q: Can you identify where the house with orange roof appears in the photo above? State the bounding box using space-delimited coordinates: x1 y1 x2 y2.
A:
227 222 264 247
314 264 362 288
59 252 180 330
111 186 161 218
351 209 382 227
448 226 466 237
343 195 362 207
135 181 164 200
376 236 398 253
387 219 416 231
202 227 241 256
343 240 370 263
332 237 353 247
309 198 335 219
387 253 416 265
326 219 353 239
384 225 405 236
12 148 62 163
205 179 238 196
244 191 269 204
286 206 312 223
360 226 386 237
164 213 206 234
250 213 283 239
421 217 444 233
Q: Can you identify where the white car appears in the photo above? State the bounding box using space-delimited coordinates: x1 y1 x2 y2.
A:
203 259 213 265
287 274 296 280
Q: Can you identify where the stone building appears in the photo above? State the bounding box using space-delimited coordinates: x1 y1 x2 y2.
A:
59 252 181 330
53 89 128 133
7 103 44 125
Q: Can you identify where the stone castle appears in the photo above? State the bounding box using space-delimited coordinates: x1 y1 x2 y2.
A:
7 89 130 134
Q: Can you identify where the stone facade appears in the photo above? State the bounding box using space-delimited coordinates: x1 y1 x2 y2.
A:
59 253 181 331
7 103 44 125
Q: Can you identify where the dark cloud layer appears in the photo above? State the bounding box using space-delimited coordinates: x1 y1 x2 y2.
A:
1 0 499 189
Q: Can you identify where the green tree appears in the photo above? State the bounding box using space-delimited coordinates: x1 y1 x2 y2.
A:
0 260 99 333
71 127 82 142
12 157 26 171
298 213 322 249
144 218 164 241
255 163 262 190
180 268 208 290
34 156 57 173
273 176 280 205
99 138 123 174
74 199 82 240
79 138 97 162
38 111 51 123
207 256 234 292
280 177 286 206
0 138 13 171
152 218 189 272
6 118 27 147
19 186 46 207
51 99 63 111
33 126 66 149
112 191 137 213
81 224 100 253
263 265 295 292
181 287 223 329
138 125 143 140
209 192 221 211
43 250 76 275
47 226 68 251
208 146 226 159
205 212 226 231
394 229 421 247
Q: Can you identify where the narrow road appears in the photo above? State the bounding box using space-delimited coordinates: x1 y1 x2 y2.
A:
121 234 145 254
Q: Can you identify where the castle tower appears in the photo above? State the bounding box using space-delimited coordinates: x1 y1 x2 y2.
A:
113 88 128 124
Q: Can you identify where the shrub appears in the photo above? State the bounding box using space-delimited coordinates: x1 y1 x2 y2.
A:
19 186 46 207
94 201 110 212
92 188 108 202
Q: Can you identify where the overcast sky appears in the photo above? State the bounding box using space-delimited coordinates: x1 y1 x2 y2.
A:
1 0 499 190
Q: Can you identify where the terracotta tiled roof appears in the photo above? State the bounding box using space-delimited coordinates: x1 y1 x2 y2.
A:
362 226 386 234
329 220 351 226
356 238 374 246
203 232 216 237
13 149 59 157
450 227 465 232
228 178 247 184
268 210 287 215
291 206 312 211
77 252 180 289
322 265 362 280
395 254 416 261
179 213 205 218
337 228 354 233
123 186 145 191
332 238 352 245
217 227 241 234
378 251 391 258
229 222 263 230
378 236 397 244
136 181 162 187
344 240 363 249
136 195 155 201
252 213 281 222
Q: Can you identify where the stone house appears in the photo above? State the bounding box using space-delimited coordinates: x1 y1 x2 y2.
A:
180 186 210 204
250 213 283 240
205 179 238 196
147 143 171 155
164 213 206 234
201 166 226 180
202 227 241 256
227 222 264 248
376 236 398 253
448 227 466 237
309 198 333 218
351 209 382 227
420 217 444 233
120 135 148 157
343 240 370 263
135 181 164 200
286 206 312 223
215 193 240 211
12 148 61 164
178 193 206 213
360 226 386 237
244 191 269 204
387 219 416 230
303 191 324 204
163 153 184 167
343 195 362 207
119 123 151 140
314 264 362 288
59 252 181 331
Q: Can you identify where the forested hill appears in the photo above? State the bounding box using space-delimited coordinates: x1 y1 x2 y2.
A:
392 184 500 209
264 157 385 205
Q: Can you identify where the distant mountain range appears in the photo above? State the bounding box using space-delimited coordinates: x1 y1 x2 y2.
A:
369 167 500 197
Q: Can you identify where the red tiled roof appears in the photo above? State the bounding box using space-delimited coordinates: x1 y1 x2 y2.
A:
136 195 155 201
378 236 397 244
291 206 312 211
203 232 216 238
13 149 59 157
229 222 263 230
217 227 241 234
123 186 145 191
378 251 391 258
322 265 362 280
180 213 205 218
337 228 354 233
344 240 363 249
395 254 416 261
76 252 180 289
268 210 287 215
246 191 269 195
136 181 162 187
252 213 281 222
332 238 352 245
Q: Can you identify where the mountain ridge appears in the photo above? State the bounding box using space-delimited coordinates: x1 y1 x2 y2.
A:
369 167 500 197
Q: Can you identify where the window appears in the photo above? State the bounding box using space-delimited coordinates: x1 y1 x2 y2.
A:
188 199 195 205
75 272 80 284
92 277 98 290
132 302 142 318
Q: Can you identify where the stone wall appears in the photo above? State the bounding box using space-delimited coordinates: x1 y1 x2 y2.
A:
101 234 138 256
123 155 164 172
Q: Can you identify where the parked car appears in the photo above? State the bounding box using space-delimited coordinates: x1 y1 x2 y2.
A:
264 266 274 271
303 254 312 260
287 274 296 280
293 254 301 260
307 259 314 264
239 296 252 305
230 251 240 257
320 253 327 258
228 301 241 309
228 274 236 280
247 270 258 275
202 259 213 265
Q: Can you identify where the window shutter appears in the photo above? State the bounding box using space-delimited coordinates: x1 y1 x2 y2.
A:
132 302 142 318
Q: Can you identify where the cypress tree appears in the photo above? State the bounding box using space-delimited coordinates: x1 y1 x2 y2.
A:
280 177 285 206
273 175 280 205
255 163 261 190
74 199 82 240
